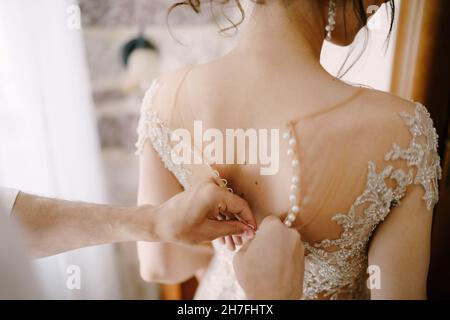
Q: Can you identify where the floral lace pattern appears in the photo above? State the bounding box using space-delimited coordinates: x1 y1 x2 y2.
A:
136 80 191 189
136 81 441 300
303 103 441 300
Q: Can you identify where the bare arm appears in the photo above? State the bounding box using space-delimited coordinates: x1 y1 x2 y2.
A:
12 192 157 258
368 185 433 299
10 182 254 259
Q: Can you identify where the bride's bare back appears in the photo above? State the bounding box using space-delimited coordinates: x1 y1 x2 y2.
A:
148 52 432 233
136 0 441 299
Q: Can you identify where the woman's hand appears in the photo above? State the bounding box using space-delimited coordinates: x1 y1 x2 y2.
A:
233 216 305 300
140 180 257 245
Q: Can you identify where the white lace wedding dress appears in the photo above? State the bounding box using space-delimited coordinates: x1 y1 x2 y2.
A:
136 79 442 300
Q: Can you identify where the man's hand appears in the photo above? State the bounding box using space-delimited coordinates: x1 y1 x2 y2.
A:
10 180 255 258
233 216 304 300
147 180 257 244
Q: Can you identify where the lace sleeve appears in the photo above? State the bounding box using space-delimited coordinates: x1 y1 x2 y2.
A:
135 79 160 156
384 103 442 210
300 103 442 300
135 79 191 189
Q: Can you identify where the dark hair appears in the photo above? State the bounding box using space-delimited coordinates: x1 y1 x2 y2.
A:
339 0 395 77
352 0 396 40
168 0 396 77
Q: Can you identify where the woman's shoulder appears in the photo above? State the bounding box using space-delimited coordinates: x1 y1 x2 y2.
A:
358 87 439 153
139 67 196 124
331 85 440 172
352 88 441 206
351 88 431 144
150 63 233 125
359 88 418 117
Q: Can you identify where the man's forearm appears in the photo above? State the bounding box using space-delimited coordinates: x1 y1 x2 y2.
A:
11 192 159 258
8 182 256 259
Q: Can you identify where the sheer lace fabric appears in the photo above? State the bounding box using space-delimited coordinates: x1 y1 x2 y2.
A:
136 79 441 300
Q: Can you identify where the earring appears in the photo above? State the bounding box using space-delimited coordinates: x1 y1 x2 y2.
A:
325 0 336 41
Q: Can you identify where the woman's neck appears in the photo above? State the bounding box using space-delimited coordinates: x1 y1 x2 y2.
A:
232 1 326 70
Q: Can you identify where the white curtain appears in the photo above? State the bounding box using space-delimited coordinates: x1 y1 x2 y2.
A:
0 0 121 299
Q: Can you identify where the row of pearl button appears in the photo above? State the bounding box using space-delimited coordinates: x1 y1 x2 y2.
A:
283 122 301 228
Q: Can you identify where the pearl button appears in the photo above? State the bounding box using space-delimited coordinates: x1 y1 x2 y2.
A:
284 220 292 227
289 138 296 146
290 184 298 192
291 176 299 185
292 160 300 168
288 213 296 222
283 132 290 140
292 205 300 214
287 148 294 156
289 194 297 203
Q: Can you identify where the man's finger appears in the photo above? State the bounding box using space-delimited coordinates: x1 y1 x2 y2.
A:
233 235 243 246
221 191 257 230
208 220 250 240
225 235 235 251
